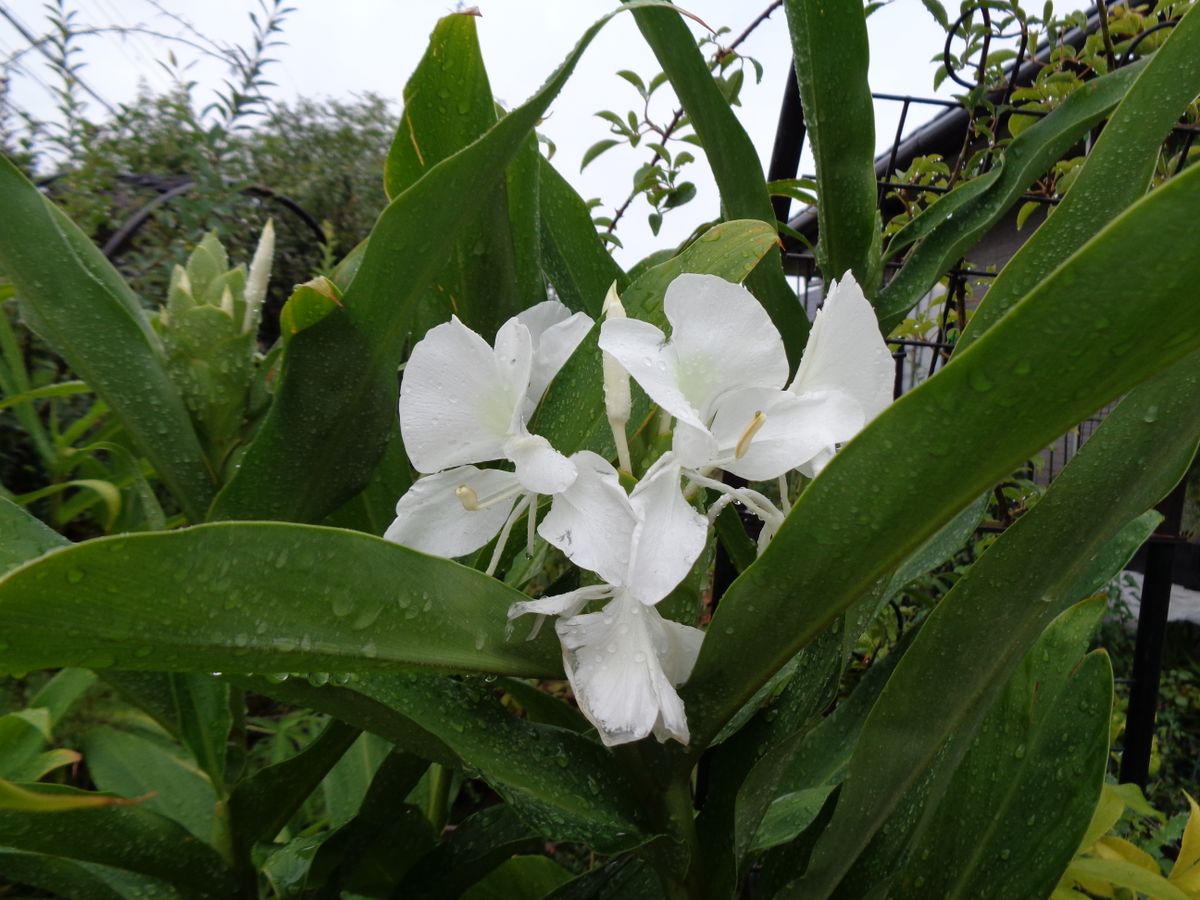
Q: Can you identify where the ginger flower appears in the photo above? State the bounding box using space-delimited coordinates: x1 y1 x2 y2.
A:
509 451 707 746
385 302 592 569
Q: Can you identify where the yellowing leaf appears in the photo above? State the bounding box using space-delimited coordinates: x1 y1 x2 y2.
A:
1170 791 1200 892
1095 835 1160 874
1066 857 1188 900
0 780 138 813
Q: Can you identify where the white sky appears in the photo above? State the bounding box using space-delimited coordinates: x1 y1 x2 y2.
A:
0 0 1089 265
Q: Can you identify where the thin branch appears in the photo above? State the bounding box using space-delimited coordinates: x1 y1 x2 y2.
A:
0 6 117 115
604 0 782 236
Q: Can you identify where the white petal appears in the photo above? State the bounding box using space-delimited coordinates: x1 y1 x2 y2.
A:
518 301 595 409
789 272 894 424
626 454 707 607
706 386 864 481
556 592 696 746
537 450 636 586
671 420 719 470
399 317 528 473
493 317 535 433
598 317 708 431
507 583 614 622
662 274 790 414
505 433 577 495
384 467 520 558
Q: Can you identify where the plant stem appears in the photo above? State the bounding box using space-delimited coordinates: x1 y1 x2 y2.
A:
655 768 703 899
425 762 451 834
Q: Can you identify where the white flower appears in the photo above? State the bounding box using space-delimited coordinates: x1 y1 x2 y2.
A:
509 451 707 746
597 273 892 483
385 302 592 564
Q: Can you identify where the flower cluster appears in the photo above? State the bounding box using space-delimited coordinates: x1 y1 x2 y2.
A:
386 273 892 747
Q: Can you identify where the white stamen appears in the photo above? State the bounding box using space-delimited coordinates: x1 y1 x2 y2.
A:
778 474 791 516
457 481 522 512
486 495 530 577
685 470 784 531
455 484 480 511
734 410 766 459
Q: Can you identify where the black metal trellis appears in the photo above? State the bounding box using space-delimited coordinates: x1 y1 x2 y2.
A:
766 1 1195 789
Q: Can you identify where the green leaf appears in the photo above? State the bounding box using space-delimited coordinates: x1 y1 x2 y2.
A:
736 640 904 860
875 62 1144 330
683 161 1200 752
538 155 624 317
306 750 432 893
625 2 811 361
227 718 360 856
960 3 1200 349
890 601 1113 900
208 3 680 524
82 725 219 844
232 675 455 766
0 379 91 411
461 855 573 900
0 669 94 781
784 0 879 291
0 784 235 896
0 157 216 522
883 490 989 597
0 496 68 577
0 850 181 900
396 804 543 898
544 855 662 899
321 731 392 827
794 352 1200 897
349 673 656 852
385 12 537 338
99 671 232 794
0 522 562 677
582 138 622 171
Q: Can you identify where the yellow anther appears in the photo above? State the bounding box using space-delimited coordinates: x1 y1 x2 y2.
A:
734 411 767 459
455 484 480 511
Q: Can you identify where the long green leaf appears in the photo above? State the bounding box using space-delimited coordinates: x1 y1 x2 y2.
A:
0 157 216 522
82 725 218 844
350 674 656 853
960 4 1200 348
875 62 1143 330
209 2 679 524
0 522 561 677
306 750 433 893
0 850 180 900
625 2 811 361
396 804 543 898
231 675 456 766
784 0 879 291
795 351 1200 897
228 719 360 856
0 497 67 578
538 155 624 317
245 671 657 854
683 161 1200 752
384 11 535 338
0 784 235 897
891 602 1112 900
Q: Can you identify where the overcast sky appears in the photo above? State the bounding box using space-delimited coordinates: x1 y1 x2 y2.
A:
0 0 1088 264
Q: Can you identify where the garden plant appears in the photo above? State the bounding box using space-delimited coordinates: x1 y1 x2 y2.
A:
0 1 1199 898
